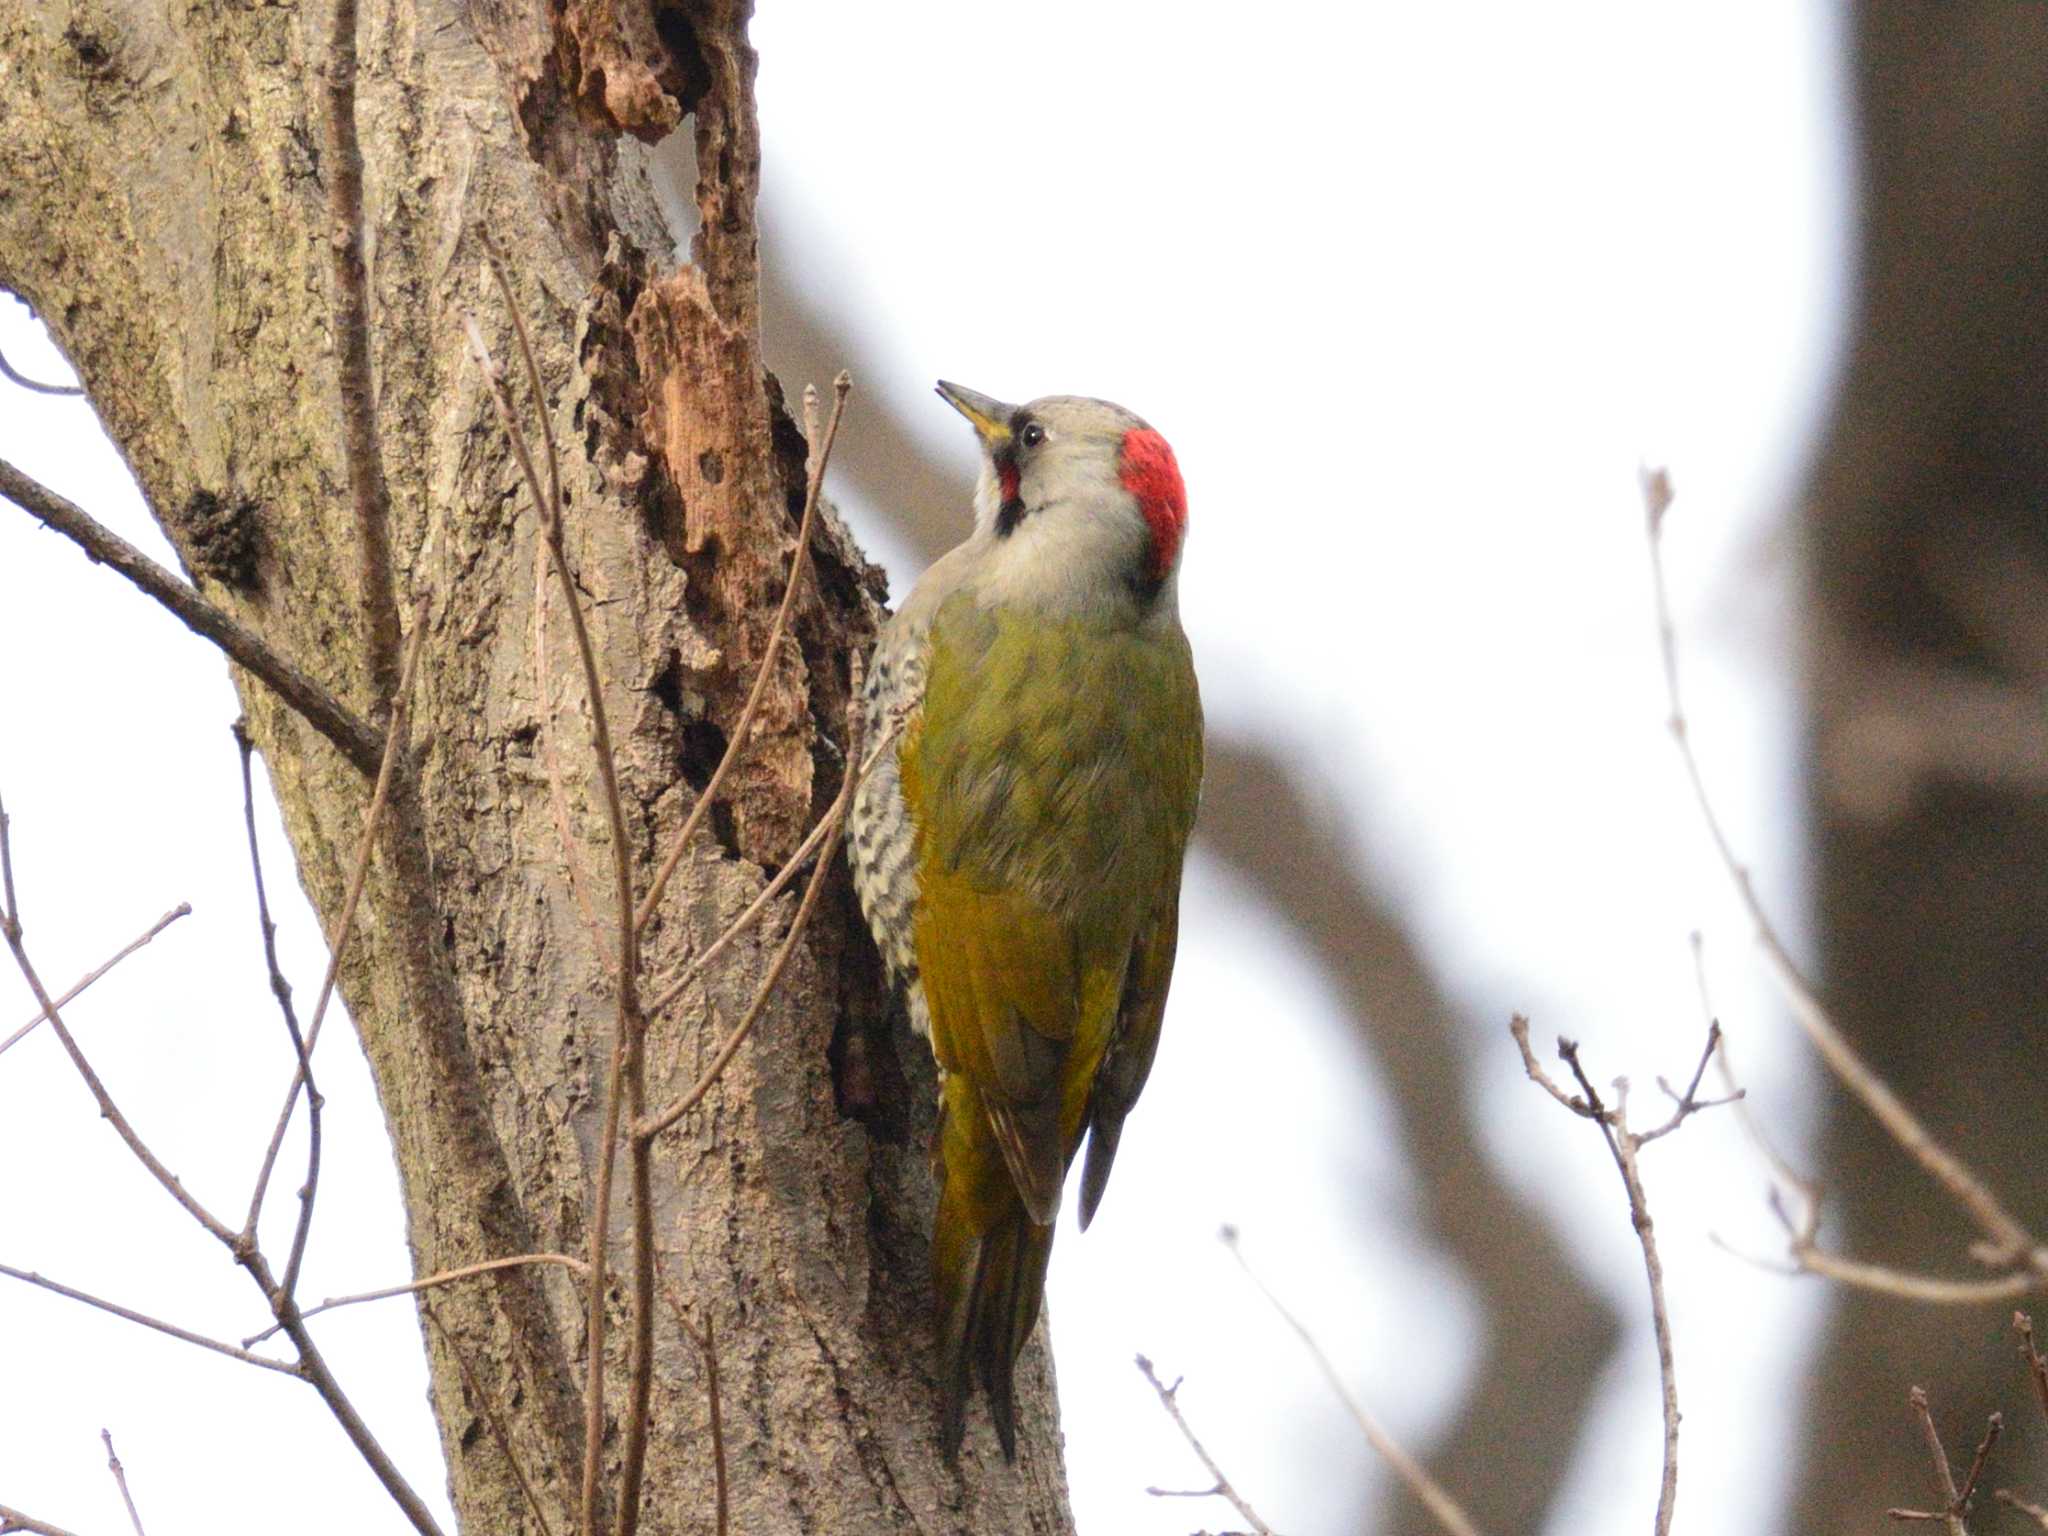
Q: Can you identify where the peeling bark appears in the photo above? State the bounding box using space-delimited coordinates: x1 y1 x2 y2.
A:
0 0 1076 1530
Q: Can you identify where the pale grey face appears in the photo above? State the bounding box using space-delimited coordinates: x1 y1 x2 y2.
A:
934 383 1174 621
997 394 1147 527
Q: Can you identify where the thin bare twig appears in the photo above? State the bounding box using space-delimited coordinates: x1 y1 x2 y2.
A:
533 535 610 970
1797 1256 2033 1305
1991 1310 2048 1519
1766 1212 2037 1305
1999 1491 2048 1530
275 1299 448 1536
632 372 852 942
1645 468 2042 1273
0 797 448 1536
1637 1022 1742 1144
2019 1314 2048 1422
616 611 851 1536
0 341 83 396
245 607 428 1246
642 776 847 1021
426 1306 556 1536
1957 1415 2002 1514
233 722 324 1309
1134 1356 1275 1536
0 1262 299 1375
479 233 562 542
99 1430 144 1536
0 903 191 1059
1511 1015 1735 1536
1886 1387 1992 1533
0 1504 87 1536
659 1271 727 1536
468 277 642 1536
0 804 236 1245
634 696 878 1145
0 459 381 775
245 1252 590 1347
1687 931 1814 1206
1222 1227 1485 1536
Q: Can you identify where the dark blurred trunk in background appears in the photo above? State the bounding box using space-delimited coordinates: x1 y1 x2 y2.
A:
1799 5 2048 1529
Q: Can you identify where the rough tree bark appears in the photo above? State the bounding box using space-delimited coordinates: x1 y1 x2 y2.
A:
0 1 1076 1531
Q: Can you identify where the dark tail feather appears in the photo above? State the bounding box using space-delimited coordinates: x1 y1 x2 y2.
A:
1076 1111 1125 1231
935 1205 1054 1462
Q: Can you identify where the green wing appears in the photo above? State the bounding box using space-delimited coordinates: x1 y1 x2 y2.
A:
908 593 1202 1219
906 591 1201 1458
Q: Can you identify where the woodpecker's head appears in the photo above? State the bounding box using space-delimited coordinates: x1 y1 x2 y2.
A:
936 381 1188 616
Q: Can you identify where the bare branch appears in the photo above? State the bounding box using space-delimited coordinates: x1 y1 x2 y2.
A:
697 1321 727 1536
0 1262 299 1375
1514 1019 1737 1536
644 698 901 1027
245 1252 591 1346
1999 1307 2048 1530
659 1270 727 1536
1997 1490 2048 1529
0 1503 88 1536
0 340 83 396
266 1293 448 1536
1688 932 1814 1203
1506 1014 1588 1115
533 536 611 971
642 786 844 1021
1645 469 2042 1271
1638 1022 1741 1144
0 903 190 1060
634 694 876 1145
0 642 448 1533
1717 1100 2039 1304
244 606 429 1245
3 1251 440 1530
2018 1313 2048 1423
98 1430 145 1536
426 1306 556 1536
0 459 381 776
1221 1228 1485 1536
1778 1247 2036 1305
468 276 644 1536
1134 1356 1275 1536
233 722 323 1309
0 804 237 1244
1885 1387 1979 1534
0 803 442 1532
479 232 562 556
1957 1415 2002 1513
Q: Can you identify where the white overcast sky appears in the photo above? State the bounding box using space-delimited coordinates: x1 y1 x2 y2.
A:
0 3 1847 1532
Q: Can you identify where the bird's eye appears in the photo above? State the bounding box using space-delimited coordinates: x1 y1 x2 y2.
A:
1019 422 1046 449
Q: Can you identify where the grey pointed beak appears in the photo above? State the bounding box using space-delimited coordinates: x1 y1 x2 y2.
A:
935 380 1017 448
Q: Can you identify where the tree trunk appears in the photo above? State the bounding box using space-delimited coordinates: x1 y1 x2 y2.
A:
0 1 1076 1530
1797 4 2048 1527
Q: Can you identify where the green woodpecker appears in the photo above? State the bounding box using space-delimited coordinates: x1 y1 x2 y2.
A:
848 381 1203 1459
